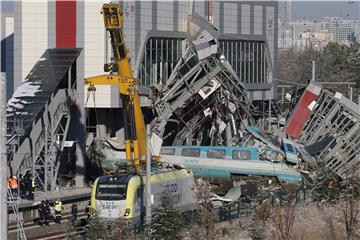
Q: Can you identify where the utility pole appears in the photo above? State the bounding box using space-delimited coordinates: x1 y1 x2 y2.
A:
268 99 272 132
0 73 8 240
349 85 353 101
312 60 315 82
207 0 213 24
145 125 151 224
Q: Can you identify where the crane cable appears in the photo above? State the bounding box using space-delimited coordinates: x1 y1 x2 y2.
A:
85 88 102 140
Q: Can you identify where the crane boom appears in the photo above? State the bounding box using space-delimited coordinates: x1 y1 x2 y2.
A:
84 3 147 172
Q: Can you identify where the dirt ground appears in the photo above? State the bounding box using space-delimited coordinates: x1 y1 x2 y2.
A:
183 202 360 240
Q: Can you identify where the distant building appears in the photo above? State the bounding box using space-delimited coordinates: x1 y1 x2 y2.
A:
293 29 334 51
320 17 358 43
278 19 320 49
279 17 359 50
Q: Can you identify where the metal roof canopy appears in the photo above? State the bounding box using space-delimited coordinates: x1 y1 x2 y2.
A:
7 48 82 134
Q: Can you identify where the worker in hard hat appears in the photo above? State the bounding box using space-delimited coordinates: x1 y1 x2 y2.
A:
54 199 64 224
8 176 18 198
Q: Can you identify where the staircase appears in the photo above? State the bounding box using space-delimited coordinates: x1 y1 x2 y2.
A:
7 189 26 240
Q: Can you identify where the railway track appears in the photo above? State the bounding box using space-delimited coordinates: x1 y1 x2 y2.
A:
8 211 88 240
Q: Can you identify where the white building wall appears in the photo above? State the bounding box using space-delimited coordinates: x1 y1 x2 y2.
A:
83 1 110 108
241 4 250 35
178 2 189 32
254 5 263 35
193 1 205 18
157 2 174 31
83 1 105 78
17 1 48 84
266 6 275 72
141 2 152 31
123 1 136 65
224 3 237 34
211 1 220 30
5 17 14 39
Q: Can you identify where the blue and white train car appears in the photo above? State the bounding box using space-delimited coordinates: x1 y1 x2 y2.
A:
160 146 302 184
282 138 299 165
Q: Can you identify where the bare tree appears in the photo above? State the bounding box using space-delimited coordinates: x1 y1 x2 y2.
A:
270 184 296 240
248 201 271 240
190 179 220 240
342 175 359 240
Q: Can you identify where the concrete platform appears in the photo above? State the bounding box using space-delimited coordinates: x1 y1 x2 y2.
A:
9 187 91 211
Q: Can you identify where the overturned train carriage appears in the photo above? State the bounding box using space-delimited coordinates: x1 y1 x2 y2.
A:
152 14 254 146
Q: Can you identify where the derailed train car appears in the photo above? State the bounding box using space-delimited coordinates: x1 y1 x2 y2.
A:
90 169 196 222
160 146 302 184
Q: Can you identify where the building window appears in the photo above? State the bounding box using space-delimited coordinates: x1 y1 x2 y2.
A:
219 40 268 84
139 37 184 86
232 150 251 160
207 149 225 159
181 148 200 157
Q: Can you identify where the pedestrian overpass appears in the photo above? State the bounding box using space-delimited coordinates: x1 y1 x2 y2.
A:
7 48 82 192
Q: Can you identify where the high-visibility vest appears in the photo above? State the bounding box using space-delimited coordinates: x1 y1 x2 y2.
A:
328 180 334 189
9 178 18 189
54 201 62 212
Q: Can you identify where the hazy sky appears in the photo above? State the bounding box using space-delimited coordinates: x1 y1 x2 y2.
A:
279 1 360 21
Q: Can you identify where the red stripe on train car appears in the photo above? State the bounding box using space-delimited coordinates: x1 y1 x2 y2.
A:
285 90 319 139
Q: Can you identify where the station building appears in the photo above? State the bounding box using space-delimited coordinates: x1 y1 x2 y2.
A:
2 1 278 103
1 1 278 187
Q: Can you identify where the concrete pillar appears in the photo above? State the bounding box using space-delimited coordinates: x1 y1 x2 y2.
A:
75 52 85 188
225 123 232 146
0 73 8 240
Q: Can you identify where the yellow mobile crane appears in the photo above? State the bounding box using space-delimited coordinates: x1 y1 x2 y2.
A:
84 3 146 172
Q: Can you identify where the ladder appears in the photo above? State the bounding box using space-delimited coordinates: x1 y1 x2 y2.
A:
7 188 27 240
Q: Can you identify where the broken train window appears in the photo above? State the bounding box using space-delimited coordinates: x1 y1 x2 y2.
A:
160 147 175 155
181 148 200 157
232 150 251 160
207 149 225 159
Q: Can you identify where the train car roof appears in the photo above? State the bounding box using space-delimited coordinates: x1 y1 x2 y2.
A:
167 146 259 151
97 169 191 184
97 174 134 184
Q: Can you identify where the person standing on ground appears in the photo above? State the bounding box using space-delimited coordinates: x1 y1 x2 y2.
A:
26 175 35 200
71 202 78 225
18 174 25 198
44 199 51 225
54 199 64 224
38 200 46 225
85 201 91 220
8 176 18 198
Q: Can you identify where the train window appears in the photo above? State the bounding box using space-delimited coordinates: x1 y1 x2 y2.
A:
286 144 295 153
96 184 127 200
232 150 251 160
160 148 175 155
207 149 225 159
181 148 200 157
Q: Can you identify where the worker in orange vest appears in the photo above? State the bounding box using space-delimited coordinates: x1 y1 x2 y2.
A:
8 176 18 198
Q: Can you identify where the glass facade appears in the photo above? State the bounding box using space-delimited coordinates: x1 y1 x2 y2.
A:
139 37 269 86
219 40 268 84
139 37 184 86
